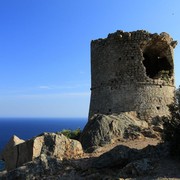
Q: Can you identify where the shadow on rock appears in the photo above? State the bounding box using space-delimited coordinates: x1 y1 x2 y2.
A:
1 135 180 179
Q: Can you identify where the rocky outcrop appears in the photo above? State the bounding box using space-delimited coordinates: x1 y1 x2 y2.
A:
119 158 155 177
0 142 173 179
2 135 24 149
0 133 83 171
80 112 161 151
0 135 25 170
0 154 101 180
92 143 169 169
91 145 139 169
0 135 25 159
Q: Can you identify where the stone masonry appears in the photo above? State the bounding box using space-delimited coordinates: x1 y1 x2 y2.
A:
89 30 177 121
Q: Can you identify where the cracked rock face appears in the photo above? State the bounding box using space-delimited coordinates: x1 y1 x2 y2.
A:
0 133 83 171
80 112 160 151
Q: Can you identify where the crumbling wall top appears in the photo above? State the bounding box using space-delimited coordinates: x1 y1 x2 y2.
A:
91 30 177 49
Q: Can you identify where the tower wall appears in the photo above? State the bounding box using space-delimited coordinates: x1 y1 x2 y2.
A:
89 30 177 121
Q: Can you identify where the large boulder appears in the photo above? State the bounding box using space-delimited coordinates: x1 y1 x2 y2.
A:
80 112 149 151
0 135 25 169
1 133 83 171
2 135 25 149
0 135 25 159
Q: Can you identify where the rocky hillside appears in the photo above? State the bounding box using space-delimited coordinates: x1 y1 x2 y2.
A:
0 129 180 179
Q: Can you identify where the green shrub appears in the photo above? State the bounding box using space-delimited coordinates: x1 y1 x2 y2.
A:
61 128 81 140
162 87 180 156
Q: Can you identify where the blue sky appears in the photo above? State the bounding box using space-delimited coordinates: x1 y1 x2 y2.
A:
0 0 179 118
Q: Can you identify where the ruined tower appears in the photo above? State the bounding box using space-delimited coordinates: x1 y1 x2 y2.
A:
89 30 177 121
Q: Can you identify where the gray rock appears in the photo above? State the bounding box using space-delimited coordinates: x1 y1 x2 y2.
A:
0 155 108 180
0 143 170 179
91 145 139 169
119 158 155 177
0 155 63 180
91 143 169 169
1 133 83 171
80 113 148 151
0 135 25 160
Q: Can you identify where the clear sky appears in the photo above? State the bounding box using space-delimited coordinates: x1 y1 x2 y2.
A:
0 0 179 118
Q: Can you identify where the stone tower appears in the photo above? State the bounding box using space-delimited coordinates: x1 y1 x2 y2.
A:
89 30 177 121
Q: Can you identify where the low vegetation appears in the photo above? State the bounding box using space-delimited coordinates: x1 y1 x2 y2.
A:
163 86 180 156
60 128 81 140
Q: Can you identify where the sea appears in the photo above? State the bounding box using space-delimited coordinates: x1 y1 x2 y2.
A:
0 117 87 171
